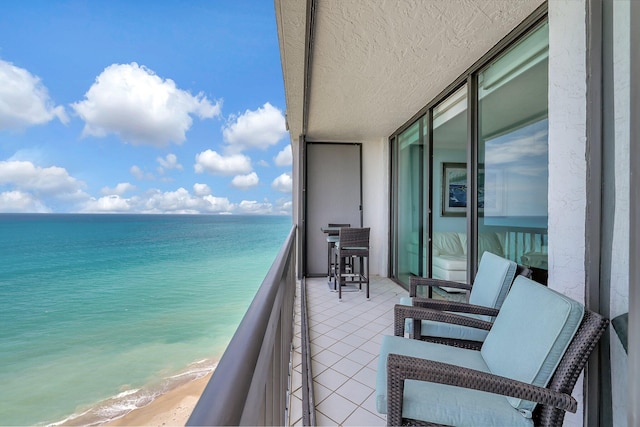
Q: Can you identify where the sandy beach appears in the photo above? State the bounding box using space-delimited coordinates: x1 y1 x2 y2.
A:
105 373 211 427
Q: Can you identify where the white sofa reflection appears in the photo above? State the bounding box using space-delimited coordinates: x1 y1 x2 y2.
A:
408 230 548 290
408 231 506 290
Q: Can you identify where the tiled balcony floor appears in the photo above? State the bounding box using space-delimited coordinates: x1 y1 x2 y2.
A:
290 275 408 426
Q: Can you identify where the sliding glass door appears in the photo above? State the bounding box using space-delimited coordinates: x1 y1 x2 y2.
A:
477 22 549 282
391 16 549 287
395 118 427 285
432 85 468 288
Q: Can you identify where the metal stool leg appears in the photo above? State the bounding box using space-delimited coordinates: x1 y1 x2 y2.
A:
365 254 370 299
327 241 331 278
337 254 342 300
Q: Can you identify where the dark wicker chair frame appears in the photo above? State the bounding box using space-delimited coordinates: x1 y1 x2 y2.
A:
334 227 370 299
396 265 533 349
386 309 609 426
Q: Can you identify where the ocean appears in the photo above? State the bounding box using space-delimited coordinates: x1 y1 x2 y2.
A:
0 214 292 426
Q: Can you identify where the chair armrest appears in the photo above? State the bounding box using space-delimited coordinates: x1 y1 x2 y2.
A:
394 304 492 338
516 264 534 279
410 276 472 297
386 354 577 426
410 298 500 317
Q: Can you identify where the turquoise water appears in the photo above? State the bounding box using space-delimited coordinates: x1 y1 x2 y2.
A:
0 214 291 426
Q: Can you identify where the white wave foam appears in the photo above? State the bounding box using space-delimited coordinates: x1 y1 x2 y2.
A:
48 358 218 426
114 388 141 399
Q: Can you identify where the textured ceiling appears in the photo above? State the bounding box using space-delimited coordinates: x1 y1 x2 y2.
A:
276 0 545 143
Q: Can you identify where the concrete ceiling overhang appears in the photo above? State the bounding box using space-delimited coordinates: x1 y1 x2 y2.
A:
275 0 546 144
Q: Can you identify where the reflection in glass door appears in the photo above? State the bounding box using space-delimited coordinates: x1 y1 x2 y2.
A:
391 19 549 289
477 22 549 283
395 118 427 286
431 85 468 289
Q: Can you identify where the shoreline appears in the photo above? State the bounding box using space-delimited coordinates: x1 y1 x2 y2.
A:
56 363 216 427
103 372 211 426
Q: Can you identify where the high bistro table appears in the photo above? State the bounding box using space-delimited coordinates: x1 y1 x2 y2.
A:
321 226 341 283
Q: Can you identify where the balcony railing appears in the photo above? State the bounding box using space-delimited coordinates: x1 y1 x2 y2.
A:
187 225 297 426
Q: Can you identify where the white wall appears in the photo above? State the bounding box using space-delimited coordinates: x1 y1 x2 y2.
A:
362 137 389 277
548 1 588 425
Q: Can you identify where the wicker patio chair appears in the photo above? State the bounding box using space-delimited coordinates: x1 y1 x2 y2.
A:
333 227 370 300
376 276 609 427
397 252 531 348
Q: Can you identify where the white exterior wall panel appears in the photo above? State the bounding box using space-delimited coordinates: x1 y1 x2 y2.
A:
361 137 390 277
548 1 588 425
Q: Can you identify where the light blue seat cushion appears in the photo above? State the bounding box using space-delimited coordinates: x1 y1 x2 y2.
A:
467 252 517 320
376 336 533 427
399 297 489 342
481 276 584 414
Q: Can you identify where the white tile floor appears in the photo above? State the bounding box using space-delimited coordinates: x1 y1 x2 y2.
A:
289 275 408 426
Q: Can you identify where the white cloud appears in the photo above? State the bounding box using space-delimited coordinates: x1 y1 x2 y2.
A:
0 190 51 213
194 149 252 176
141 188 200 213
101 182 136 196
0 160 86 196
82 195 132 213
72 62 221 146
222 102 287 152
274 145 292 166
193 183 211 196
130 165 155 180
139 187 235 214
0 161 88 212
238 200 273 214
271 172 292 193
130 165 144 180
275 198 293 215
157 153 183 173
82 186 236 215
0 59 68 130
231 172 259 190
203 194 235 213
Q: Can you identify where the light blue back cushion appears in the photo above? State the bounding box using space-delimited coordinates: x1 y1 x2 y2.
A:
399 297 489 342
481 276 584 414
376 336 533 426
468 252 517 316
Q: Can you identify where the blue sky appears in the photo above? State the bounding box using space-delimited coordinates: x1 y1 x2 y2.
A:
0 1 292 215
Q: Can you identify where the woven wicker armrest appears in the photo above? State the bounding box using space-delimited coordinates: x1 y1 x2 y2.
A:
410 276 472 297
410 298 500 317
394 304 492 337
386 354 577 426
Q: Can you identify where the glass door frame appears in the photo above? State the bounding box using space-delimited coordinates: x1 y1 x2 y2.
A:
390 115 431 287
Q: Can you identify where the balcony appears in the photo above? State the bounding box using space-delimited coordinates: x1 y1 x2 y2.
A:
187 228 467 426
289 276 407 426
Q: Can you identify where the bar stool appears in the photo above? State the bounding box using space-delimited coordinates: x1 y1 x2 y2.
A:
334 227 370 300
326 223 350 283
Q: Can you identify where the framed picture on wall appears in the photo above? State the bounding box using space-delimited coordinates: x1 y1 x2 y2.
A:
441 162 467 217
